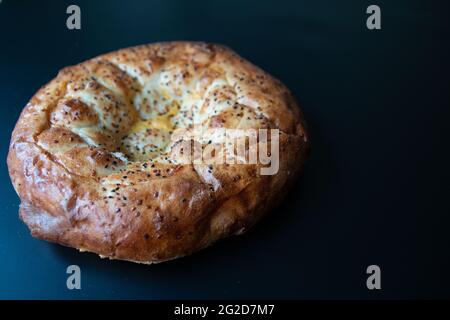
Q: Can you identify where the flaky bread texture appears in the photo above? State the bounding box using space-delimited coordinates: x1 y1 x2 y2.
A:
7 42 309 263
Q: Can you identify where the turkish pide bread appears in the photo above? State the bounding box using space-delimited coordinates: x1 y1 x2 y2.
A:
7 42 309 263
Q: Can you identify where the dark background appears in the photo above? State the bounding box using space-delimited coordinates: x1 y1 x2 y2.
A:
0 0 449 299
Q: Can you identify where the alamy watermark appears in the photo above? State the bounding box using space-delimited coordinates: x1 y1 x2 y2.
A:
66 265 81 290
66 5 81 30
366 265 381 290
366 5 381 30
168 127 280 175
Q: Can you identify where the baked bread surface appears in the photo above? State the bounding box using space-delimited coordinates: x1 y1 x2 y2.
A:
7 42 309 263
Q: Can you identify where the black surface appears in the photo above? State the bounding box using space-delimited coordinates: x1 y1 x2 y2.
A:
0 0 449 299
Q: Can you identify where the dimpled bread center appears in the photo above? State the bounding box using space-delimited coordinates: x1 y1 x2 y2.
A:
35 44 278 180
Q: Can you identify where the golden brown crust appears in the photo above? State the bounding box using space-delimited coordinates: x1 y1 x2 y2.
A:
7 42 309 263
